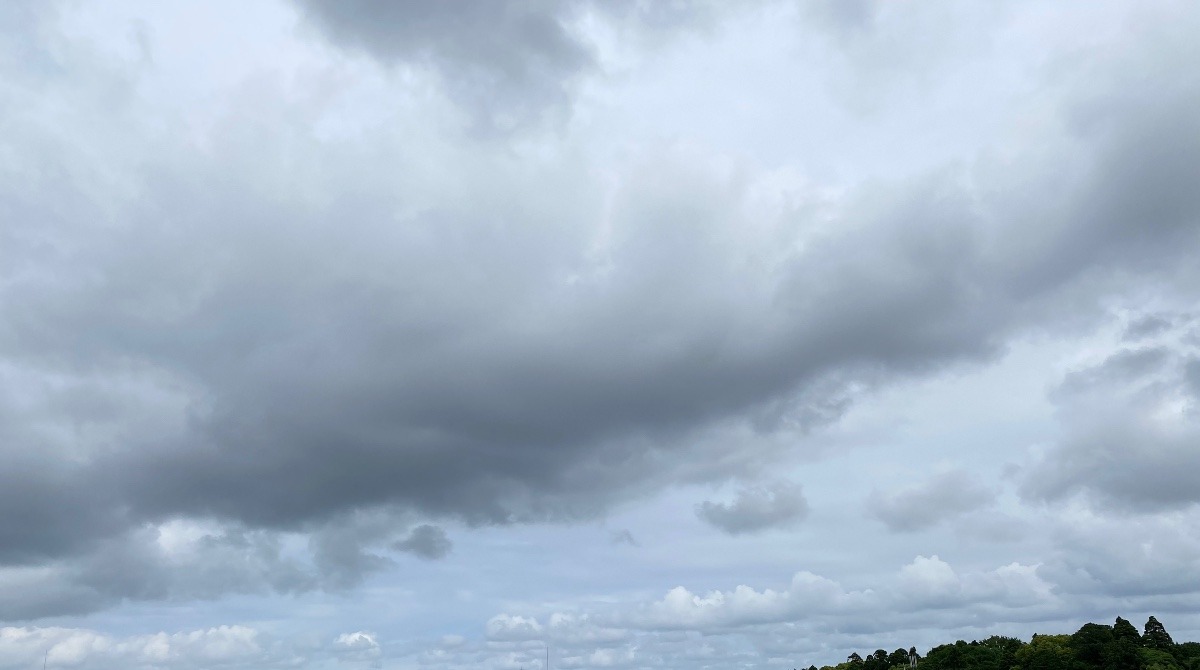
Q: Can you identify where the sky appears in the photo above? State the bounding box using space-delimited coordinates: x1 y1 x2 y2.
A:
2 1 1200 669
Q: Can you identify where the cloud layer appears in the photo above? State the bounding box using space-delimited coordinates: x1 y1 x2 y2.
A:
2 1 1200 669
4 0 1200 621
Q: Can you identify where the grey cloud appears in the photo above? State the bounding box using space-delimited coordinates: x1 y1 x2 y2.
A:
610 529 639 547
696 482 809 535
1124 313 1179 341
1051 346 1171 400
3 0 1200 619
310 528 393 590
867 470 997 533
1185 357 1200 396
1022 329 1200 512
293 0 591 133
291 0 731 135
1040 512 1200 598
0 526 313 620
0 513 454 619
1022 415 1200 512
394 524 453 561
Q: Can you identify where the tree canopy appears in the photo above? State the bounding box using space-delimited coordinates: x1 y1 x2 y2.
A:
808 616 1198 670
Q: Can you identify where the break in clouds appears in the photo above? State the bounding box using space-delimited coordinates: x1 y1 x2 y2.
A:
2 1 1200 668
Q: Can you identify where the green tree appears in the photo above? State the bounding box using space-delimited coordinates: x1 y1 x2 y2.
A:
922 639 1018 670
1140 648 1180 670
1016 634 1074 670
1144 617 1176 653
1071 622 1115 667
920 640 966 670
979 635 1026 670
1108 618 1145 670
1175 643 1200 670
1114 618 1141 643
863 649 890 670
805 615 1195 670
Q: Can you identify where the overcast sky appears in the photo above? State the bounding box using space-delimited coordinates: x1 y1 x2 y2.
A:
3 1 1200 669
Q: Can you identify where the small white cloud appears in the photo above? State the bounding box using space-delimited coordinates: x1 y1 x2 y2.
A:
334 631 382 664
0 625 284 670
896 555 961 606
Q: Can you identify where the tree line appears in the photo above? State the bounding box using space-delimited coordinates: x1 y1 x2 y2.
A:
802 616 1200 670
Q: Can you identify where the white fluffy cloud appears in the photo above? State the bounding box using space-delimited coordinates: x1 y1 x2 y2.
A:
623 555 1055 631
333 631 382 665
470 554 1064 669
0 625 292 670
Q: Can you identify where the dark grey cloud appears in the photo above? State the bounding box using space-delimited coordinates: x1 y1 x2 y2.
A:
1124 313 1180 341
867 470 997 533
0 514 458 620
2 0 1200 621
1051 346 1171 400
1022 418 1200 513
696 482 809 535
309 519 396 590
293 0 590 133
291 0 728 133
394 524 453 561
0 526 316 620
